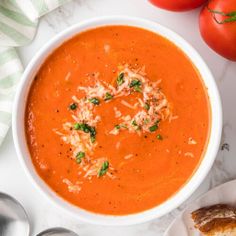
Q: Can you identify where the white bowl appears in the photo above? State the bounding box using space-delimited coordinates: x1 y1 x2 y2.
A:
12 16 222 225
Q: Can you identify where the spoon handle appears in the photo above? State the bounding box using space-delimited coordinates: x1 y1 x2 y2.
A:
36 227 79 236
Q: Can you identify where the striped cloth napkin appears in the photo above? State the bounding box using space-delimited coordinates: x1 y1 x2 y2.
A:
0 0 69 146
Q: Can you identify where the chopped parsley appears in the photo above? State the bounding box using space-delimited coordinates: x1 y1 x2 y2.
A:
117 72 125 86
131 120 141 130
104 92 113 101
134 86 142 92
156 134 163 140
130 79 142 93
89 126 96 143
90 136 96 143
98 161 109 177
149 124 158 132
74 123 89 132
76 152 85 164
144 118 150 125
74 123 81 130
89 97 100 105
144 103 150 111
130 79 141 87
74 123 96 142
69 103 77 110
115 124 128 130
115 124 121 129
121 124 128 129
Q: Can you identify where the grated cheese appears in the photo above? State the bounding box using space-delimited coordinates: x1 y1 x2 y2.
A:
55 64 176 186
114 107 122 118
104 44 110 53
169 115 179 122
109 65 172 134
63 178 82 193
184 152 194 158
188 137 197 145
116 141 121 149
124 154 134 160
121 100 137 110
65 72 71 81
109 128 119 135
83 158 111 178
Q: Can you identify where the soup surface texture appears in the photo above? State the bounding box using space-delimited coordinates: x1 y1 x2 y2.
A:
26 26 210 215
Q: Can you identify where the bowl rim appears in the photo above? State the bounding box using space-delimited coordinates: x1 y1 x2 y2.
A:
12 15 222 226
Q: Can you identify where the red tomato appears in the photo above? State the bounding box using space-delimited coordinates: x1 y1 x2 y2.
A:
149 0 207 12
199 0 236 61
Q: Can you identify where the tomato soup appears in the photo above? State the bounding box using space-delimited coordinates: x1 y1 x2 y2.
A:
25 26 210 215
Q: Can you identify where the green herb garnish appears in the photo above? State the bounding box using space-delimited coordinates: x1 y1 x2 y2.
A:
89 97 100 105
144 103 150 111
115 124 128 130
69 103 77 110
74 123 89 132
115 125 120 129
74 123 80 130
98 161 109 177
156 134 163 140
77 151 85 158
149 124 158 132
74 123 96 142
134 86 142 92
104 92 113 101
89 126 96 143
120 124 127 129
130 79 141 87
89 126 96 136
90 136 96 143
132 120 141 130
76 151 85 164
130 79 142 93
117 72 125 86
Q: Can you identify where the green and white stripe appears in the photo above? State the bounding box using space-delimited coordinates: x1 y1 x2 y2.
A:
0 0 69 146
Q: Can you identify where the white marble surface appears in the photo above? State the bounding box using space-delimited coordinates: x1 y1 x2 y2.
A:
0 0 236 235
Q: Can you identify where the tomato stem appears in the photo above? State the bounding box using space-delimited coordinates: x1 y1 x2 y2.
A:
207 6 236 24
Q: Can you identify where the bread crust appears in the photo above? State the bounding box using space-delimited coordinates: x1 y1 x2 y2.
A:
192 204 236 235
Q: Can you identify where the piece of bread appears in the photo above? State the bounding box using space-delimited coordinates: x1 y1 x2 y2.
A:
191 204 236 236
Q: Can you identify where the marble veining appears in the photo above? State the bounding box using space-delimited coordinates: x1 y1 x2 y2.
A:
0 0 235 235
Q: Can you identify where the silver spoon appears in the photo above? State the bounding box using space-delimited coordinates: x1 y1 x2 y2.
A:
36 227 78 236
0 192 30 236
0 192 78 236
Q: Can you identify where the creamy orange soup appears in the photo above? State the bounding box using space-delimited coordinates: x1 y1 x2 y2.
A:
25 26 210 215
